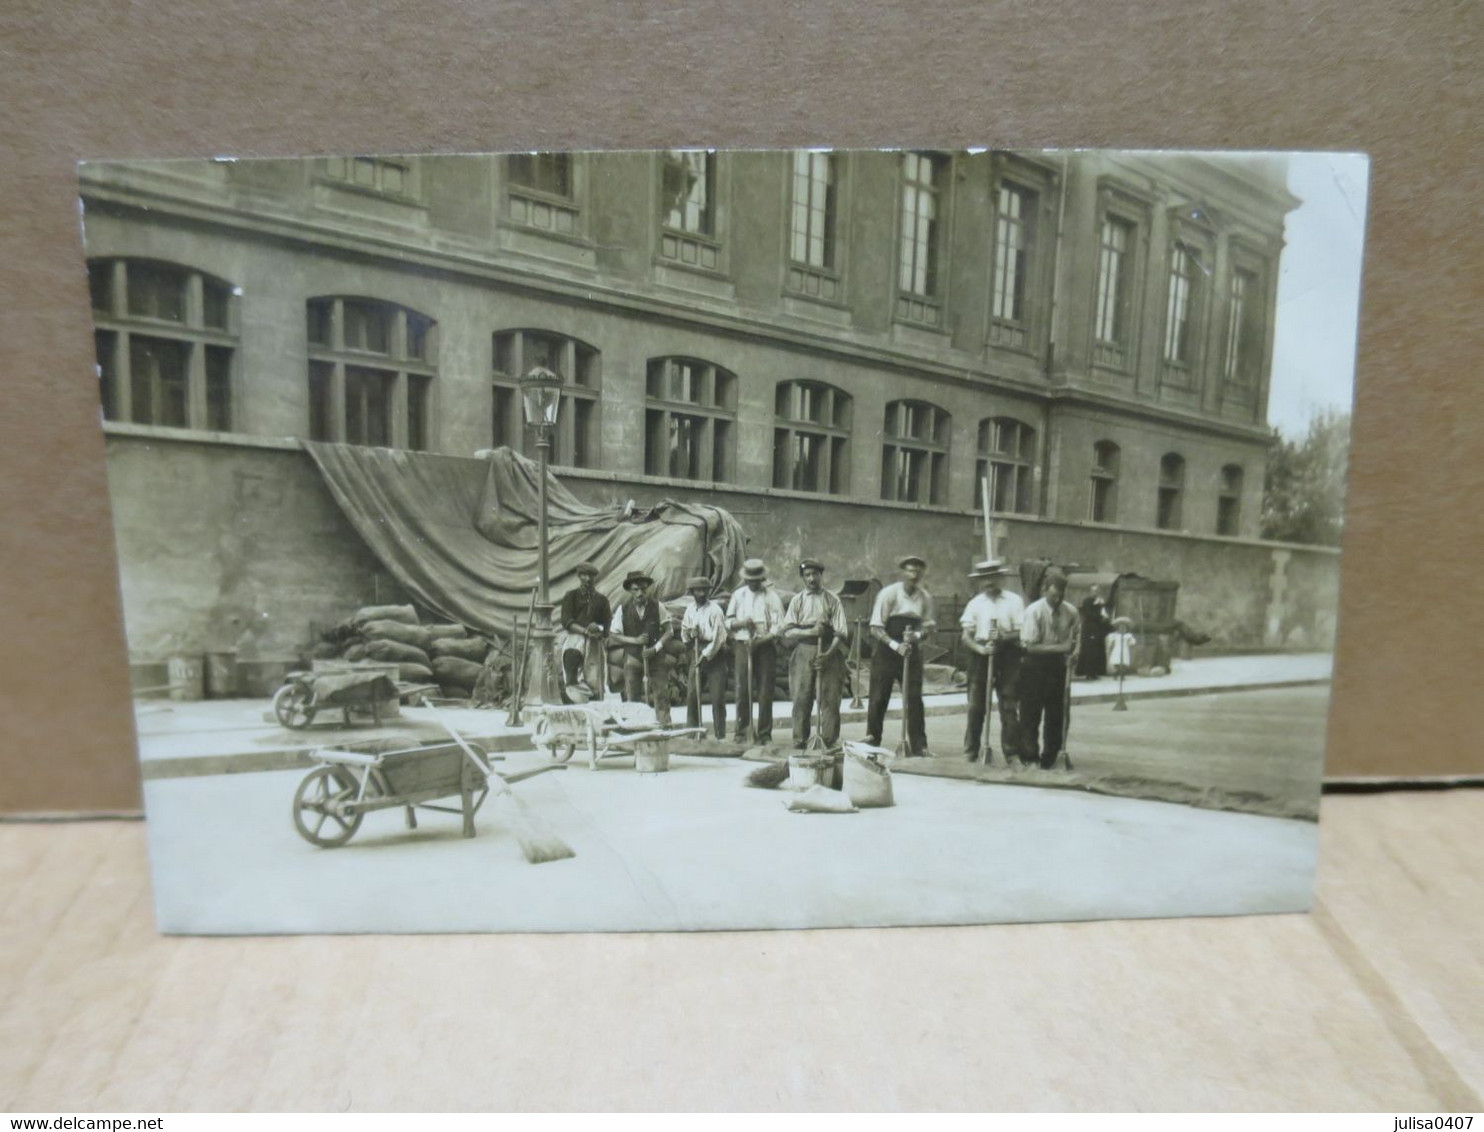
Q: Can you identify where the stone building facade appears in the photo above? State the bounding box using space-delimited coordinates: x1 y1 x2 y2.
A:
81 150 1331 677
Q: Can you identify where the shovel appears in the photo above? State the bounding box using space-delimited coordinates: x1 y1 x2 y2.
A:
894 639 912 760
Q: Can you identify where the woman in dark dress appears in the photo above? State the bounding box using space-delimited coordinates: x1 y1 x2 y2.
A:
1075 584 1112 679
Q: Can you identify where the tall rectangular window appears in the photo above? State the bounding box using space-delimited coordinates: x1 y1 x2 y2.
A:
1224 267 1263 387
790 151 836 269
1163 242 1202 366
991 185 1032 323
662 150 715 236
128 336 189 428
1095 218 1132 347
899 153 942 298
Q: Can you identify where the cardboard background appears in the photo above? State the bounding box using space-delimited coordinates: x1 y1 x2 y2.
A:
1 0 1479 814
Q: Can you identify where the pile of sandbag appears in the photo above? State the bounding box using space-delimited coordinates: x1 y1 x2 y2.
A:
308 604 501 701
427 626 495 699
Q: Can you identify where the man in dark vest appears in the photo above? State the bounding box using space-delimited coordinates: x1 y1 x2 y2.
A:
608 570 674 725
784 558 849 748
866 555 937 756
558 561 611 698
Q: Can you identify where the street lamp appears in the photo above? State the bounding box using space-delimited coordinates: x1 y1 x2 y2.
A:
519 364 565 708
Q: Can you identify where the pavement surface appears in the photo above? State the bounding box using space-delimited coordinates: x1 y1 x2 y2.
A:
135 651 1333 780
142 749 1319 934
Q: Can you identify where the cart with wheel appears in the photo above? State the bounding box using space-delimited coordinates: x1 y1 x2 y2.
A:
291 739 560 847
273 667 401 731
529 702 703 771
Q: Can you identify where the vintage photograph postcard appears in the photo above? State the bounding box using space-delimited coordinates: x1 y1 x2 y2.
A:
79 148 1367 934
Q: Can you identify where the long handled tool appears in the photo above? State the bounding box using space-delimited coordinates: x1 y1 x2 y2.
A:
507 585 539 727
848 617 864 709
744 634 758 746
894 637 912 760
983 636 997 765
1058 645 1076 772
641 640 653 714
420 697 575 864
688 637 702 730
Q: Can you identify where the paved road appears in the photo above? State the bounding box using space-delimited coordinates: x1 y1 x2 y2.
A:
142 696 1322 934
845 684 1330 819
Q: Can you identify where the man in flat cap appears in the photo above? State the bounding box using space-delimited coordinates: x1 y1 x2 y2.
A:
784 558 850 748
558 561 611 699
609 569 674 725
959 559 1026 764
1019 567 1080 769
726 558 785 744
867 555 937 756
681 575 729 739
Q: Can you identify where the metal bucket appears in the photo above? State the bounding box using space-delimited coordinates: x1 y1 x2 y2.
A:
787 752 832 790
205 650 238 698
634 738 671 774
167 654 205 701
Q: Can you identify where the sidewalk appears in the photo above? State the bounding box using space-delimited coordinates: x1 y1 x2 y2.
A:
135 651 1332 780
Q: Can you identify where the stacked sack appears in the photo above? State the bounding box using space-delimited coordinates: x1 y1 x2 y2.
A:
428 627 493 700
342 605 434 684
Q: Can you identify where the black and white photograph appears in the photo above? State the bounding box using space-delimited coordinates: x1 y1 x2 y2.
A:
79 147 1366 934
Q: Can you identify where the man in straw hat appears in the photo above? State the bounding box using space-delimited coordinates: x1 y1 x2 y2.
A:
681 575 729 739
558 561 611 699
609 569 674 726
1019 567 1080 769
725 558 785 744
867 554 937 756
784 558 850 748
959 558 1026 764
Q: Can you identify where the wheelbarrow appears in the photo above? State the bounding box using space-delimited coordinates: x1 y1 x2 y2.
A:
273 668 402 730
291 738 563 848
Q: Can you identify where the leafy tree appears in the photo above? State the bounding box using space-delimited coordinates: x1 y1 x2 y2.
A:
1261 410 1350 546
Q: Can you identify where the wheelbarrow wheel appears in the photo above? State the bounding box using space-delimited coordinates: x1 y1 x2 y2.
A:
292 765 362 847
273 680 317 730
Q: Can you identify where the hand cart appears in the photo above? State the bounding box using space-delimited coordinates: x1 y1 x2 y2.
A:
290 738 560 848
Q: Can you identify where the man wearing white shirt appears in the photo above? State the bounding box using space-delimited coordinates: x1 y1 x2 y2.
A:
958 558 1026 765
725 558 785 744
1019 568 1080 769
681 575 729 739
783 558 850 748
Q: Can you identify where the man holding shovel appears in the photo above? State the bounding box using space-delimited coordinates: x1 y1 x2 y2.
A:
725 558 784 745
681 575 729 739
959 558 1026 765
784 558 850 749
866 555 937 757
1019 568 1080 770
609 569 674 726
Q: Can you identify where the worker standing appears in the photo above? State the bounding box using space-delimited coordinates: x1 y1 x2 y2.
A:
783 558 850 748
866 555 937 757
725 558 784 745
1019 568 1080 769
958 558 1026 764
681 575 729 740
609 570 674 726
557 560 611 699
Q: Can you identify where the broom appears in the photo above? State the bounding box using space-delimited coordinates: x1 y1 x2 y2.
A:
420 697 576 864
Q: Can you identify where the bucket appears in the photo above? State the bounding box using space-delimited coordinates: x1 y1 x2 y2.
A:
787 752 832 791
844 748 894 808
205 651 238 698
634 738 671 774
167 654 205 702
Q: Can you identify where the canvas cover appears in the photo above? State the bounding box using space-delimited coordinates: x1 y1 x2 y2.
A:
305 443 747 637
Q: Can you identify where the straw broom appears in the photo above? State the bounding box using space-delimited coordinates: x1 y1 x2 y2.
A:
420 698 576 864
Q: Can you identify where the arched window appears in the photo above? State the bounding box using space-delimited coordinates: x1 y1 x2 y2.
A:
1217 464 1244 536
1156 452 1186 530
645 357 737 482
882 399 950 505
307 297 437 450
89 258 238 431
774 380 851 495
976 417 1036 514
490 329 600 467
1089 440 1120 523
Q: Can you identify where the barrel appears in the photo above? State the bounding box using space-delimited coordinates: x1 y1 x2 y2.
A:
205 651 238 698
167 654 205 701
633 739 671 774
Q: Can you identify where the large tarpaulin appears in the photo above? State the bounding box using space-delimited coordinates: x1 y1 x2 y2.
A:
304 442 748 637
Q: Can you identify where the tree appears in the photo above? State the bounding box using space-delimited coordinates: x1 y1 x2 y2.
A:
1261 410 1350 546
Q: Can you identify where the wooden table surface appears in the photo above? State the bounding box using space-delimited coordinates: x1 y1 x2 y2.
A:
3 790 1481 1112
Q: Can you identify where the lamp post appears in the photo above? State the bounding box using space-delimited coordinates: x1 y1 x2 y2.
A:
519 364 565 706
